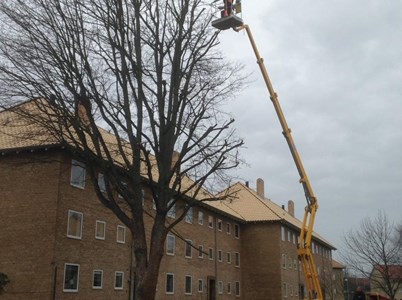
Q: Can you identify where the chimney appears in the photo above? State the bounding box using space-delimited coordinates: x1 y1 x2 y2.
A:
288 200 295 217
256 178 264 198
245 181 249 187
75 99 91 126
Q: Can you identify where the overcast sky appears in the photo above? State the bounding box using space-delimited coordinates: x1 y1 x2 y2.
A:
217 0 402 260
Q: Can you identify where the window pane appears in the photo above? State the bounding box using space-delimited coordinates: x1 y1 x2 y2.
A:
198 279 203 292
198 245 203 258
235 281 240 296
166 274 174 294
64 264 79 291
167 200 176 218
67 210 83 239
115 272 124 289
166 235 175 255
117 225 126 243
208 216 213 228
93 270 103 289
95 221 105 239
234 224 240 238
70 160 85 188
185 276 192 294
198 211 204 225
235 252 240 267
185 240 192 258
98 173 106 192
185 207 193 223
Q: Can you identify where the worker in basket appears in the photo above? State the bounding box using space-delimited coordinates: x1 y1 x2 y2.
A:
220 0 241 18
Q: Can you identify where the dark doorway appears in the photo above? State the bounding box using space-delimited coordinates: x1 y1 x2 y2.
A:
208 276 216 300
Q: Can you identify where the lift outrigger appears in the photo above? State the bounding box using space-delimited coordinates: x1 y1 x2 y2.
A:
212 3 323 300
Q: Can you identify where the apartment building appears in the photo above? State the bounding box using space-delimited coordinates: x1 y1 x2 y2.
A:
0 101 336 299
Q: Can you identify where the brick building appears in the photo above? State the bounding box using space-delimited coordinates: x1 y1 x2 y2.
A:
0 101 336 299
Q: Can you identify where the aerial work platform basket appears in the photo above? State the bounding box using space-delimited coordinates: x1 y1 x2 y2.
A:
211 15 243 30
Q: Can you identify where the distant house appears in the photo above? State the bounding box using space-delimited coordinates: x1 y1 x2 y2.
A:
1 100 337 299
370 265 402 300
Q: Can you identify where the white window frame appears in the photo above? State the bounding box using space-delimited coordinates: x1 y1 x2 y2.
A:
98 173 106 193
217 219 222 231
218 250 223 262
166 273 174 294
67 210 83 239
281 226 286 241
208 216 214 228
227 252 232 264
235 252 240 267
198 211 204 225
95 220 106 240
185 207 193 224
70 160 86 189
92 269 103 289
226 222 231 234
198 245 204 258
114 271 124 290
185 239 192 258
227 282 232 294
218 281 223 294
208 248 214 260
235 281 241 297
166 234 175 255
198 279 204 293
167 199 176 218
234 224 240 238
63 263 80 292
116 225 126 244
185 275 192 295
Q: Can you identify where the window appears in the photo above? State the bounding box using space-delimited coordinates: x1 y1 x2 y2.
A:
293 233 296 244
185 240 192 258
218 281 223 294
287 231 291 242
167 199 176 218
198 245 204 258
166 273 174 294
166 234 175 255
115 271 124 290
67 210 83 239
117 225 126 244
217 219 222 231
234 224 240 238
152 198 157 210
283 282 288 297
208 248 214 260
185 275 192 295
218 250 223 262
63 263 80 292
226 222 231 234
208 216 214 228
185 207 193 223
95 220 106 240
92 270 103 289
235 252 240 267
70 160 85 188
288 257 293 269
226 252 231 264
198 211 204 225
198 279 204 293
282 254 287 269
235 281 240 297
293 259 297 270
98 173 106 192
281 226 286 241
227 282 232 294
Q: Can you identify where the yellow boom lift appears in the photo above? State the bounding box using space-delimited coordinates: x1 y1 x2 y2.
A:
212 3 323 300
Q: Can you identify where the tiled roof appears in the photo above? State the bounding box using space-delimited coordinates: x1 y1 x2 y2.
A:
208 182 335 248
332 259 346 269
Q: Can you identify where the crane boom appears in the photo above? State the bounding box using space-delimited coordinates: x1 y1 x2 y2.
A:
237 24 323 300
212 10 323 298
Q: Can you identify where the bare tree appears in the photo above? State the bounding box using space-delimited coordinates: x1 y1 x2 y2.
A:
0 0 245 299
341 211 402 300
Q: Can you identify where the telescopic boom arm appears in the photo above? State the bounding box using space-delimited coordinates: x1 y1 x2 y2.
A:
212 11 323 299
238 24 323 300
